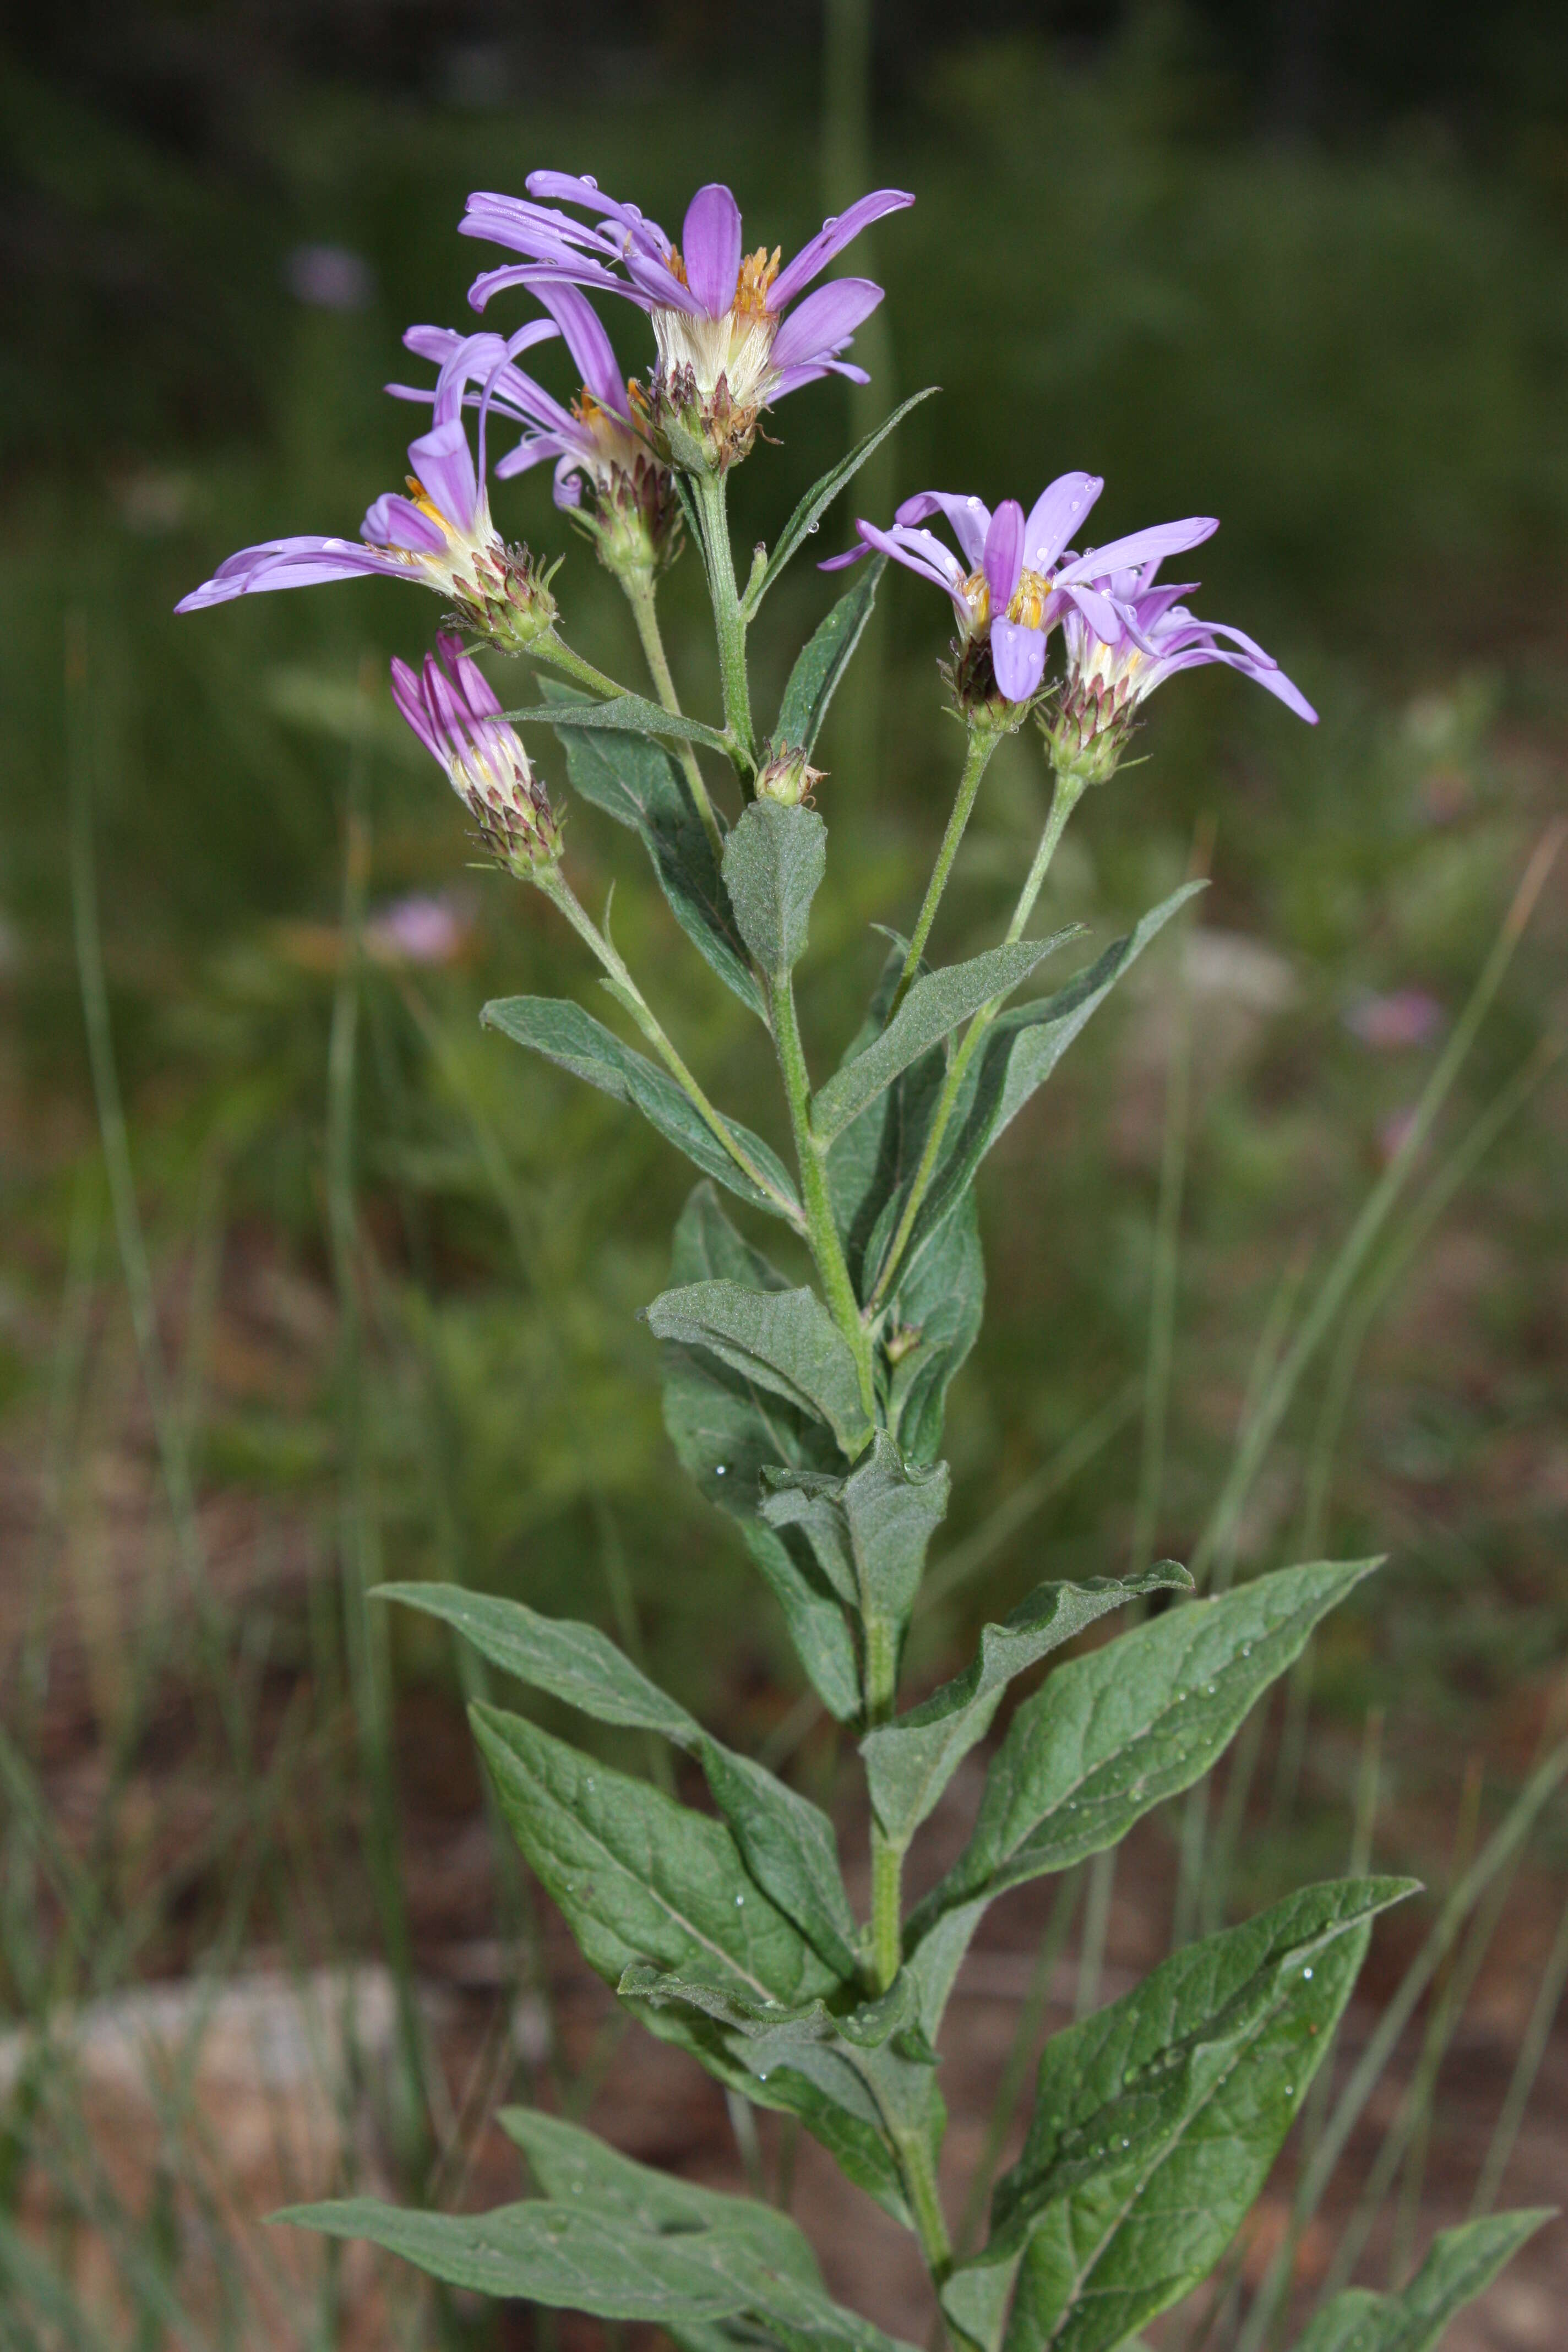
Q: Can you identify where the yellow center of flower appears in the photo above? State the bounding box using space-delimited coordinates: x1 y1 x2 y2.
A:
666 244 782 322
959 563 1055 636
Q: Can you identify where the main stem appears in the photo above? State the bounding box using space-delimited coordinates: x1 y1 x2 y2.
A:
692 466 757 770
537 867 804 1231
870 767 1085 1309
621 567 726 864
890 725 1003 1015
770 976 877 1419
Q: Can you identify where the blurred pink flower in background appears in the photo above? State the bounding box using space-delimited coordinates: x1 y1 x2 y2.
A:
1343 988 1446 1050
365 892 472 966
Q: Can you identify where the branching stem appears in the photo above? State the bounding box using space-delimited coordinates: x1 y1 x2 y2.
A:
620 567 727 863
890 723 1003 1015
692 467 758 770
770 976 877 1415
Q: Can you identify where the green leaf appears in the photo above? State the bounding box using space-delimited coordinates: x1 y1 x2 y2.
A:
281 2130 919 2352
658 1189 860 1722
867 883 1206 1293
481 995 801 1223
376 1582 858 1976
774 558 886 759
542 685 763 1019
884 1189 984 1466
760 1433 950 1637
1289 2212 1553 2352
745 388 941 614
812 934 1080 1145
973 1877 1416 2352
645 1278 873 1456
910 1559 1381 1963
618 1963 933 2062
500 689 731 754
722 801 827 981
472 1702 840 2007
861 1565 1193 1849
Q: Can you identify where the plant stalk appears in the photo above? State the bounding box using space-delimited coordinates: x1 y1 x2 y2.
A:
533 633 629 701
620 567 726 863
692 467 757 769
890 724 1003 1014
536 867 804 1231
871 767 1085 1308
770 976 878 1417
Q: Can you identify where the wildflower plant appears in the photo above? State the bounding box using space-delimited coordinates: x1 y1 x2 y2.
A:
179 172 1545 2352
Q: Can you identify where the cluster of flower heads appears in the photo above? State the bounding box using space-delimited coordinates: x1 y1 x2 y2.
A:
177 164 1313 864
825 474 1315 774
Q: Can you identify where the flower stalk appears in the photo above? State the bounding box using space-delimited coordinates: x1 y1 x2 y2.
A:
692 465 759 771
890 720 1004 1013
769 974 877 1416
619 566 727 862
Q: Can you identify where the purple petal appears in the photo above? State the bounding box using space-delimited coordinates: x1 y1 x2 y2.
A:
1023 472 1103 571
552 460 586 507
769 277 883 374
771 357 870 396
406 421 478 535
768 188 916 308
856 519 970 615
176 540 400 611
983 500 1025 607
1063 581 1124 640
363 493 448 554
896 491 992 568
990 619 1047 703
623 251 698 312
527 281 628 414
818 541 870 571
390 658 445 761
681 183 743 315
1058 516 1218 586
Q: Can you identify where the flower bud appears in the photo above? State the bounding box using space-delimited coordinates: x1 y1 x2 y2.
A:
391 635 563 875
755 742 825 807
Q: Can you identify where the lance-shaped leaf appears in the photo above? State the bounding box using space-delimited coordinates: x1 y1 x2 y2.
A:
911 1558 1380 1939
761 1434 950 1637
472 1703 840 2008
658 1188 860 1721
645 1279 873 1457
861 1565 1193 1849
618 1963 934 2062
500 688 731 754
282 2119 918 2352
952 1877 1415 2352
812 934 1080 1145
1289 2211 1551 2352
886 1186 985 1467
866 883 1206 1293
482 996 801 1224
774 557 886 759
378 1584 858 1977
746 388 940 614
542 686 763 1018
722 801 827 982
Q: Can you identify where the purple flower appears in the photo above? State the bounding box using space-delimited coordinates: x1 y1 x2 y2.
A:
391 632 562 871
366 891 472 966
389 284 678 578
461 173 913 465
177 335 560 652
1343 989 1446 1051
1051 556 1317 779
826 473 1218 706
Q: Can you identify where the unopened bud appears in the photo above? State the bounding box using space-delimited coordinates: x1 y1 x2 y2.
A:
391 635 564 878
756 742 825 808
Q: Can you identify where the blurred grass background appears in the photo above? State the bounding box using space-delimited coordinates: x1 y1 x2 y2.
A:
5 2 1568 2343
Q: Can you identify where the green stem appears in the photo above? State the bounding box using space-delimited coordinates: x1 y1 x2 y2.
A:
532 632 628 702
871 767 1085 1308
864 1609 902 1992
536 867 804 1232
897 2128 953 2285
692 467 756 769
620 567 726 864
891 725 1002 1014
770 976 877 1415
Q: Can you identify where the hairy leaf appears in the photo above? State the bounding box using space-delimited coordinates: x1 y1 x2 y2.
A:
861 1565 1192 1848
866 883 1206 1292
885 1186 986 1466
910 1559 1380 1956
658 1190 859 1721
747 388 940 613
482 996 800 1223
1289 2212 1551 2352
472 1703 839 2007
812 934 1079 1144
618 1964 933 2062
760 1434 950 1638
972 1877 1415 2352
542 686 763 1018
646 1279 873 1457
722 801 828 981
500 689 731 753
774 557 886 759
377 1584 858 1976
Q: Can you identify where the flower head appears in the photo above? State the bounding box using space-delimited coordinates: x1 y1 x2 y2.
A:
1046 557 1317 783
177 337 559 655
461 173 913 469
391 633 562 873
391 284 679 584
755 741 826 808
825 473 1219 717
